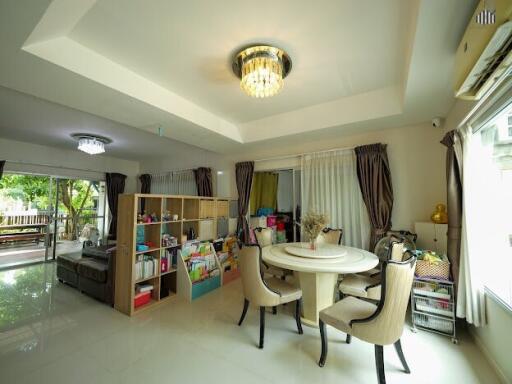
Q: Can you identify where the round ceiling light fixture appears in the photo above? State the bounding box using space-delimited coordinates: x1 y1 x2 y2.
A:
71 133 112 155
232 45 292 98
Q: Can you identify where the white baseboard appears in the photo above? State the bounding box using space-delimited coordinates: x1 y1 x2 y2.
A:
467 326 510 384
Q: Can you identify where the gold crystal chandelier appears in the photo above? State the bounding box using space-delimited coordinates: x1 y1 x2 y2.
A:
232 45 292 98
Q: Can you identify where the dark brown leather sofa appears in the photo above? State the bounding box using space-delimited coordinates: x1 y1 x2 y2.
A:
56 245 116 305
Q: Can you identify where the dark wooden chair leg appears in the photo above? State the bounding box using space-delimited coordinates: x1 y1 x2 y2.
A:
272 306 277 315
259 306 265 349
346 334 352 344
295 299 303 334
238 299 249 326
394 339 411 373
374 345 386 384
318 319 328 367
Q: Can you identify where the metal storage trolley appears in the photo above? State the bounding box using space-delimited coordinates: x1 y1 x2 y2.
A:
411 276 458 344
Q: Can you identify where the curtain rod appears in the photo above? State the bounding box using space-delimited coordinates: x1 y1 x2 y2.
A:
254 145 357 163
150 168 196 177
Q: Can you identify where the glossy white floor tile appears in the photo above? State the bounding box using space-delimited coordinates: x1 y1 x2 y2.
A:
0 263 502 384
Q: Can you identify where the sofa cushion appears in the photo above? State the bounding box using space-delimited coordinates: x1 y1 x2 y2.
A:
56 264 79 287
56 252 83 271
77 259 108 283
82 245 115 261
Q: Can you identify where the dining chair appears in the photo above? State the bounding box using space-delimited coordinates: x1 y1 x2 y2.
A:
318 255 417 384
359 234 407 277
316 228 343 245
237 244 303 349
254 227 292 280
337 241 405 301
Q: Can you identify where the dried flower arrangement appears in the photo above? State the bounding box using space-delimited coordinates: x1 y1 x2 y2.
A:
301 211 328 249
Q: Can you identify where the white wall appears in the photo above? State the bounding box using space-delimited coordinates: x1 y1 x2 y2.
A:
470 296 512 383
252 122 446 232
139 145 236 198
0 137 139 192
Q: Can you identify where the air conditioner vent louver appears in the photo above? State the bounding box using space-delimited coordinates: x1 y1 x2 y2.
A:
469 32 512 94
456 20 512 100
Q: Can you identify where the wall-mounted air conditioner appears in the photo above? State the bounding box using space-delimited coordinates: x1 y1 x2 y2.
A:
454 0 512 100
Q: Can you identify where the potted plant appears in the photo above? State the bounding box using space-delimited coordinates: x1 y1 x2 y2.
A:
301 212 328 250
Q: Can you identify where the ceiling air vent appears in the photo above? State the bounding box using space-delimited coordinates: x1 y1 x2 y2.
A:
456 20 512 100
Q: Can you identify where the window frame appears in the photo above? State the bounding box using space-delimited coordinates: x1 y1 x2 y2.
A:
466 73 512 313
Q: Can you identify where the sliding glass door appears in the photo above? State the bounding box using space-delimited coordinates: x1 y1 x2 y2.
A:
0 173 108 268
0 173 53 268
49 178 108 260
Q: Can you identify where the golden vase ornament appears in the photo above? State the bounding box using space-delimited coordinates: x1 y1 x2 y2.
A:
431 203 448 224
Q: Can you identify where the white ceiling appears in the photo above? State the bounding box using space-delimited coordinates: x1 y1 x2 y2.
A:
0 85 218 160
70 0 405 123
0 0 477 158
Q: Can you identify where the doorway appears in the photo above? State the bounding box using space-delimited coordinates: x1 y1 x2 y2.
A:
249 168 301 243
48 178 108 261
0 173 108 269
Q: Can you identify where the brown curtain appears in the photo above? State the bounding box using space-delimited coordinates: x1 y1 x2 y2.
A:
194 167 213 197
441 130 463 288
235 161 254 243
0 160 5 179
354 143 394 250
139 174 151 212
106 172 127 240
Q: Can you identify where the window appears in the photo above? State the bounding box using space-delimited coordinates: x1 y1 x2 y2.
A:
150 170 198 196
473 104 512 308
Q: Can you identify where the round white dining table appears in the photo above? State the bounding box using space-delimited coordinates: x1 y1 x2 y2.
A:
262 242 379 327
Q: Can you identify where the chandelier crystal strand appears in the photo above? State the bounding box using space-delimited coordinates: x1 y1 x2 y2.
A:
78 137 105 155
237 46 287 98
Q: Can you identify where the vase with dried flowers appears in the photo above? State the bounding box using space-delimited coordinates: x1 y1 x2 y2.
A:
301 212 328 250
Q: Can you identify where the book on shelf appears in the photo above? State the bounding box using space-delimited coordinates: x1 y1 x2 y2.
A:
136 283 154 293
161 247 178 273
135 254 157 280
181 241 220 283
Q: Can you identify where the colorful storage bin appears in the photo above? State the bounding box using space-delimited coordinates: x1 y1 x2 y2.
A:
134 291 151 308
191 275 221 300
276 230 287 243
250 216 267 229
257 207 274 216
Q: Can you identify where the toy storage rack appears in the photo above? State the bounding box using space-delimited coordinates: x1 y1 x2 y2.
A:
411 276 458 344
114 193 236 316
215 237 240 285
177 241 222 301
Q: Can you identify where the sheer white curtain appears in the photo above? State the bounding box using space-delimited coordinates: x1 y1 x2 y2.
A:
150 170 198 195
301 149 370 249
457 126 486 326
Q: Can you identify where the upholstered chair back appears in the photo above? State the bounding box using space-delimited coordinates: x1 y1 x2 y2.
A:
317 228 343 245
239 245 280 307
351 256 416 346
255 227 273 247
389 241 405 261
